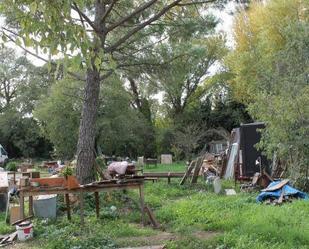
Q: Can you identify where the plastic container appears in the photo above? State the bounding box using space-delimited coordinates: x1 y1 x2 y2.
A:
33 194 57 218
16 221 33 241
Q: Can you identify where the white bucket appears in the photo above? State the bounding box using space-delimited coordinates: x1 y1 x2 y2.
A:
16 221 33 241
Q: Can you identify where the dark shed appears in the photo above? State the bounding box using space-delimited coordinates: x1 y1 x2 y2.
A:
239 122 270 177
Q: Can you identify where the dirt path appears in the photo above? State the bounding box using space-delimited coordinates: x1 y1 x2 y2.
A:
116 230 220 247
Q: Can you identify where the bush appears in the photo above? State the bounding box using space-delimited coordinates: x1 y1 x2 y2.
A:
294 177 309 192
96 157 106 169
5 162 17 171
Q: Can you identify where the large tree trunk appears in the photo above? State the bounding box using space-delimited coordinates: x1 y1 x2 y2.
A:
76 68 100 184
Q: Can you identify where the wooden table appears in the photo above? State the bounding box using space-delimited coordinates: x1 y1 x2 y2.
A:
18 180 145 225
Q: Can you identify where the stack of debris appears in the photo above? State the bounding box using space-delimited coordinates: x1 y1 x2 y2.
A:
256 179 308 205
0 232 17 247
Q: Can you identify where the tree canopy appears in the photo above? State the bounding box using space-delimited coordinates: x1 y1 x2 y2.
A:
226 0 309 178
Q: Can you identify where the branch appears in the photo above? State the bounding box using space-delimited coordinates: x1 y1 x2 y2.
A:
106 0 158 32
2 31 85 81
106 0 182 53
101 0 118 23
176 0 215 6
71 3 98 32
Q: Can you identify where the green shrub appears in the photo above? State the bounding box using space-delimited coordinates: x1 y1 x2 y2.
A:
294 177 309 192
5 162 17 171
60 165 74 177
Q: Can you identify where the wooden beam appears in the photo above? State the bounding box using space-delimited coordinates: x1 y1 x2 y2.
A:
191 156 204 184
28 196 33 216
180 160 196 185
65 194 71 221
19 194 25 220
144 205 160 229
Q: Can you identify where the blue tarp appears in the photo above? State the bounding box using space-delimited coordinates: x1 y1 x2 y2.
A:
256 180 309 203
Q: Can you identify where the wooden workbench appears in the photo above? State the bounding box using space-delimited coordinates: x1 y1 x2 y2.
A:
18 179 145 225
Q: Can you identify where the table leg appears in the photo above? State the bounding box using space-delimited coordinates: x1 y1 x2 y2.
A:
80 192 84 225
29 196 33 216
94 192 100 218
65 194 71 221
19 193 25 220
139 184 145 226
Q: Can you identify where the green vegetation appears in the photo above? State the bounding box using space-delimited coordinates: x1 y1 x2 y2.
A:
0 213 14 235
226 0 309 184
143 162 187 173
0 0 307 248
5 161 17 171
4 180 308 249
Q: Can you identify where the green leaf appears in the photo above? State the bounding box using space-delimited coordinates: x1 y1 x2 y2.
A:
29 2 37 14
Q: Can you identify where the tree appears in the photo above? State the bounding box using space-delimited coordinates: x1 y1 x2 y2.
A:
174 124 205 160
226 0 309 179
35 74 154 160
154 36 227 120
0 47 52 158
0 48 31 111
1 0 219 183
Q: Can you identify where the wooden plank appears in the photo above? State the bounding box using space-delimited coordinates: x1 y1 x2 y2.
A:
180 160 196 185
19 194 25 220
144 205 160 229
29 196 34 216
261 179 289 192
11 216 33 226
19 182 144 197
7 232 17 242
94 192 100 218
191 156 204 184
143 173 184 177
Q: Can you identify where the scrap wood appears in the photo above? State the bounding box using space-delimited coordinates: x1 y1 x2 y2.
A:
191 156 205 184
11 216 33 226
0 232 17 247
180 160 196 185
0 236 9 245
144 205 160 229
261 179 289 192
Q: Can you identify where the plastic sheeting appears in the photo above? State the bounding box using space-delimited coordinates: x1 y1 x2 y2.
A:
224 143 238 179
256 180 309 203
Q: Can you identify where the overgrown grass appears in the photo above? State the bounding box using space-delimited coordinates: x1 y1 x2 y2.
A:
143 162 186 173
0 213 14 234
1 173 308 248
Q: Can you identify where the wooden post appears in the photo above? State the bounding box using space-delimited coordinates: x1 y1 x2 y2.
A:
28 196 33 216
79 192 84 226
19 193 25 220
94 192 100 218
139 184 145 226
65 194 71 221
168 172 171 184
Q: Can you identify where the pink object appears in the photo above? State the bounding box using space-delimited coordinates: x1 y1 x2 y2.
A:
108 161 129 175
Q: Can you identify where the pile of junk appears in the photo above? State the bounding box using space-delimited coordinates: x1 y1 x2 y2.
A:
219 122 308 204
